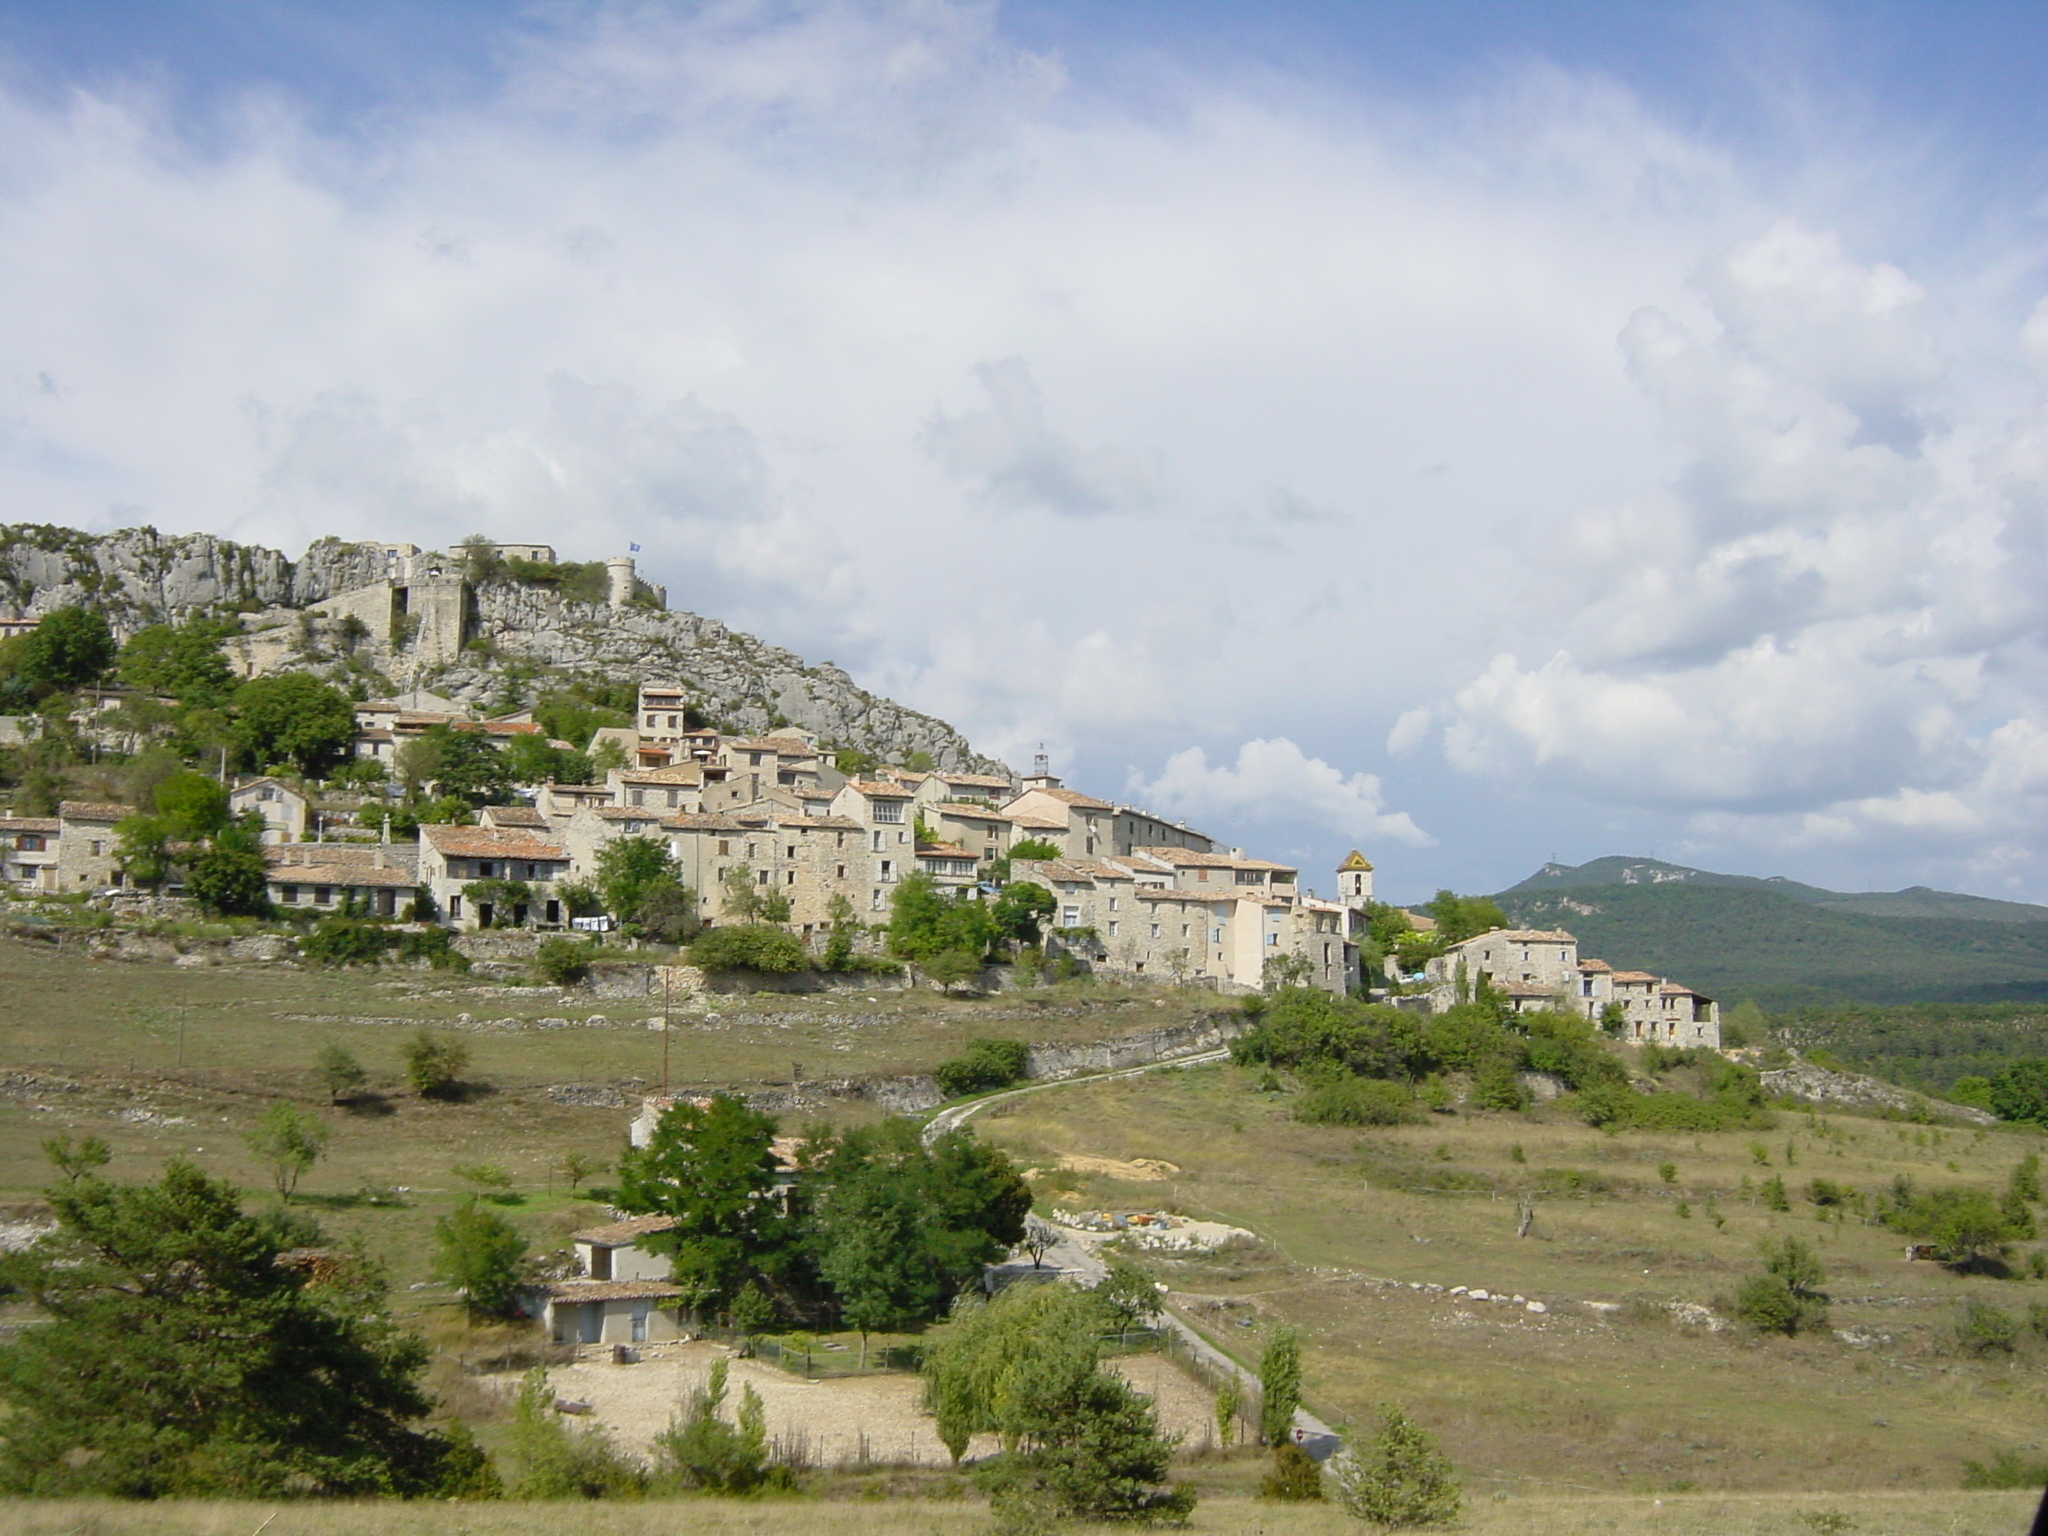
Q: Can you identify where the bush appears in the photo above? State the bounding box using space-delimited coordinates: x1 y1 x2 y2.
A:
397 926 468 971
932 1038 1031 1099
1329 1404 1460 1528
1468 1057 1530 1113
403 1030 471 1100
1260 1442 1324 1501
299 916 390 968
652 1357 790 1495
1294 1075 1417 1127
533 936 593 987
688 924 809 974
1962 1448 2048 1489
1950 1298 2020 1357
1731 1236 1828 1336
509 1367 646 1498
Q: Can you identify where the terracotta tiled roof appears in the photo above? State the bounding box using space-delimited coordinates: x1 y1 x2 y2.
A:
1609 970 1659 983
0 817 61 833
456 720 544 737
916 842 977 859
784 815 863 832
844 780 913 799
938 773 1013 789
1130 846 1296 873
1576 958 1613 972
620 764 705 785
1498 981 1558 997
572 1215 678 1246
58 801 134 822
354 729 395 742
419 826 568 860
1009 815 1068 832
590 807 664 823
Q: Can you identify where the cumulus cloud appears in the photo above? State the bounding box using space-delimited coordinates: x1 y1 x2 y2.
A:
1130 739 1433 850
5 2 2048 892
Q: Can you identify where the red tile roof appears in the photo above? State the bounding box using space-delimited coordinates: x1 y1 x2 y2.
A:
58 801 133 822
419 826 568 860
572 1215 679 1246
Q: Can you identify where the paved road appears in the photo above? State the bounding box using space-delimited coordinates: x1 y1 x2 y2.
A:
930 1048 1344 1460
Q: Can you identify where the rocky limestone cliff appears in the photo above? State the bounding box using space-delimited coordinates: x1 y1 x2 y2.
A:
0 523 1002 773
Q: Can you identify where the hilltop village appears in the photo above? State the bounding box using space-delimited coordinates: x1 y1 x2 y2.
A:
0 532 1718 1037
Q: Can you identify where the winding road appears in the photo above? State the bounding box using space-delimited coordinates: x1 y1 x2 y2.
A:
926 1045 1344 1460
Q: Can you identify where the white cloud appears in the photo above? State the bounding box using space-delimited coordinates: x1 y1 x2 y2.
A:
1130 739 1433 850
3 3 2047 892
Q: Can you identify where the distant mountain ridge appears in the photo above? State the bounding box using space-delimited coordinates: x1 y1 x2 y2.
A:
1505 856 2048 925
1494 858 2048 1008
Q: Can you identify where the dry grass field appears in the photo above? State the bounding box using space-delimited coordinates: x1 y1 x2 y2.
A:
0 1490 2036 1535
969 1064 2048 1497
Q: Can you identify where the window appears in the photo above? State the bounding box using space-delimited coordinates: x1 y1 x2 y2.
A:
1212 928 1222 943
90 840 103 857
718 840 730 855
786 870 796 885
880 860 894 880
748 752 764 767
786 846 796 859
1266 933 1279 946
280 884 299 904
1181 924 1190 937
745 843 756 859
1150 923 1161 939
450 895 461 918
1108 921 1119 937
872 801 903 823
1063 906 1081 926
870 889 883 910
871 831 883 852
757 869 769 885
315 886 333 906
479 861 496 878
835 864 846 879
631 789 644 806
1108 897 1119 912
521 863 534 879
1196 869 1207 882
18 835 41 852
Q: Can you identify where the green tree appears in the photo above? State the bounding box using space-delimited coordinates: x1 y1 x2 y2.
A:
242 1103 328 1199
888 871 996 964
1989 1059 2048 1125
117 618 238 707
614 1096 786 1314
1007 836 1062 862
594 835 681 926
433 1203 529 1319
0 1157 464 1496
234 673 355 775
632 877 700 944
9 606 115 696
1329 1405 1460 1528
1423 889 1508 945
1258 1325 1303 1446
1893 1185 2032 1266
720 863 765 921
395 723 512 804
316 1044 367 1105
402 1030 470 1100
186 834 273 917
932 1037 1030 1098
991 884 1056 946
112 813 176 891
151 770 231 840
923 1284 1191 1521
1262 1442 1324 1501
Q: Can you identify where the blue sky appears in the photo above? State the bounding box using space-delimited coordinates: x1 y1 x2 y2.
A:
4 1 2048 903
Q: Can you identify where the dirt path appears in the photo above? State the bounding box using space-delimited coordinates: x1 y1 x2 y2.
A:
492 1340 1217 1468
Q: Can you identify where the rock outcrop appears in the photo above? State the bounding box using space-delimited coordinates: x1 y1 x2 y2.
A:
0 523 1000 772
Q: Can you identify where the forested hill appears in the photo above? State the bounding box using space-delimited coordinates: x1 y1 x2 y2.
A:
1494 878 2048 1008
1504 856 2048 923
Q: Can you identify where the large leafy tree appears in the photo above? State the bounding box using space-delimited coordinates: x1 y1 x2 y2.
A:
395 723 511 804
8 606 116 697
116 618 239 708
1989 1059 2048 1125
0 1157 465 1497
991 881 1056 945
809 1121 1031 1350
594 835 682 926
889 872 998 964
234 673 355 776
613 1096 787 1314
1423 890 1509 945
433 1203 530 1320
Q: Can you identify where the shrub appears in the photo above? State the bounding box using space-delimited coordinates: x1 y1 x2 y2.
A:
652 1357 790 1495
532 936 593 987
403 1030 470 1100
1805 1177 1850 1207
1295 1075 1417 1127
1963 1449 2048 1489
299 916 389 968
1760 1174 1790 1212
688 924 809 974
1468 1057 1530 1113
1258 1327 1301 1447
1950 1298 2020 1357
1260 1442 1323 1501
315 1043 367 1105
397 925 469 971
1328 1404 1460 1528
509 1367 646 1498
433 1203 529 1319
1732 1236 1828 1336
933 1038 1031 1099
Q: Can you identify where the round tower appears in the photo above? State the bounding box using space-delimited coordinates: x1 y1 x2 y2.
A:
1337 850 1374 908
605 555 636 610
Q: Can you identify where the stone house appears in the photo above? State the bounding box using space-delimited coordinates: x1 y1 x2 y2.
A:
526 1280 690 1347
612 763 705 814
539 781 614 818
55 802 133 891
229 777 310 846
1421 929 1721 1045
417 824 571 929
914 841 981 887
830 781 917 885
1001 783 1115 859
1423 929 1580 1009
921 800 1016 864
571 1215 679 1282
1 816 61 891
663 809 876 933
265 843 422 918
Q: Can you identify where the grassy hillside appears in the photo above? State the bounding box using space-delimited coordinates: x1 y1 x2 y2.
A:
1495 881 2048 1007
1505 857 2048 925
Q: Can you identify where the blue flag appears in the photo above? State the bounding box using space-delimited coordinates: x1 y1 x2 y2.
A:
629 542 641 552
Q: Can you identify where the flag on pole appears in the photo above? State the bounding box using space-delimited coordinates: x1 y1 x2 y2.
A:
629 542 641 552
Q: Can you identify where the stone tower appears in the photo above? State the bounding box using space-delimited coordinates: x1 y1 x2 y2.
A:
606 555 637 611
1336 850 1374 909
